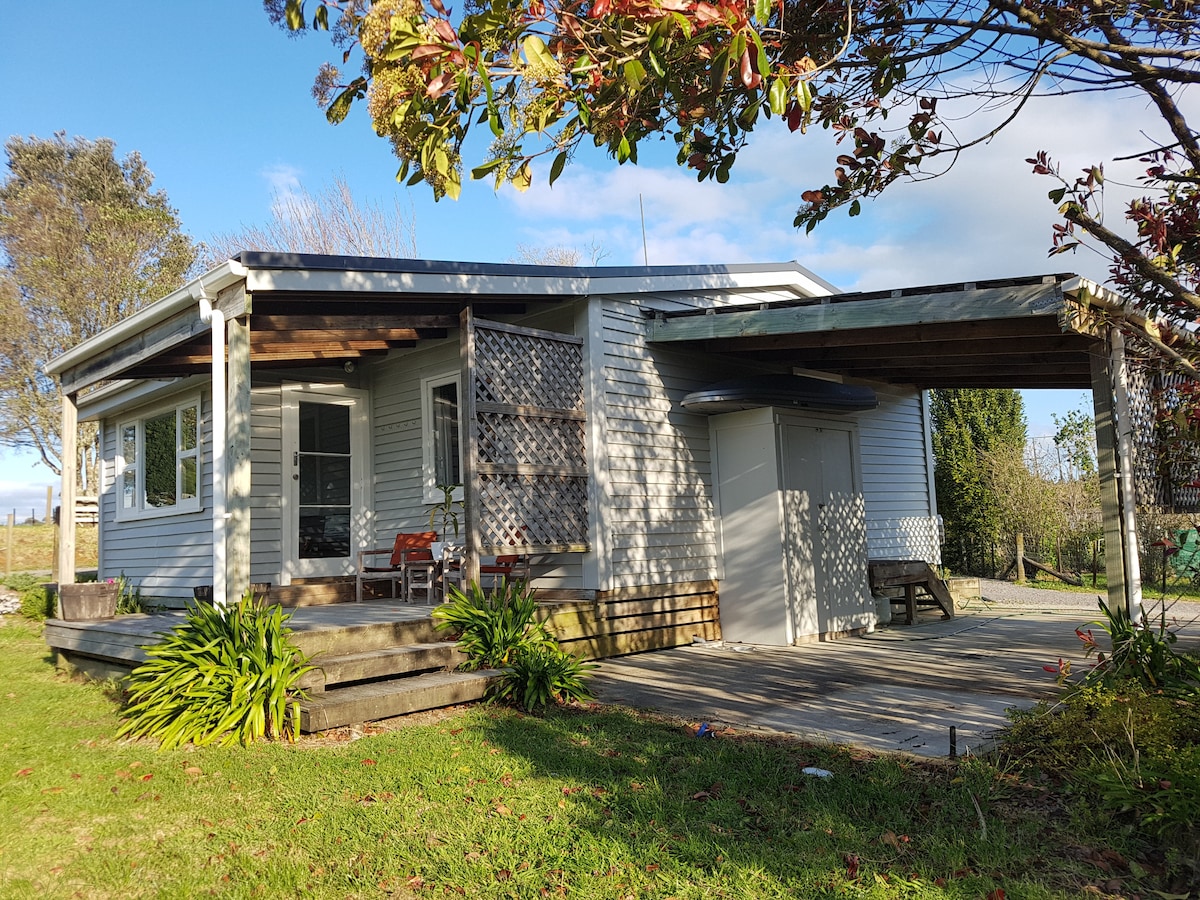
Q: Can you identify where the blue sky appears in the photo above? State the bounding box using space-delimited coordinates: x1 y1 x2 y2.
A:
0 2 1135 511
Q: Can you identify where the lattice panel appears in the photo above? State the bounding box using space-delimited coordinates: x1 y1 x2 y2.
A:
468 319 589 553
476 474 590 551
1126 358 1200 511
473 326 585 411
476 410 586 468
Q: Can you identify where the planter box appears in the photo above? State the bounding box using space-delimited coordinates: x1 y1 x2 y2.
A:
58 582 118 621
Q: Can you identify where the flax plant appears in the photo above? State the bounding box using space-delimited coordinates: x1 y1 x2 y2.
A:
117 591 314 748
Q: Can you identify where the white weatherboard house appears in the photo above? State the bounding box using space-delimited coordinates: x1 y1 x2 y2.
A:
46 254 1162 652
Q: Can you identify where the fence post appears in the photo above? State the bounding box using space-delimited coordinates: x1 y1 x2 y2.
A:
5 512 13 577
1015 532 1026 582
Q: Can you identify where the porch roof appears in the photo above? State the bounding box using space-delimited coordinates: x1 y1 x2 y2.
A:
47 254 834 395
645 273 1174 390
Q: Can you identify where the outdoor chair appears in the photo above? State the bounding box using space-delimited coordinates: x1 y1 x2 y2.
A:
356 531 437 603
478 553 532 590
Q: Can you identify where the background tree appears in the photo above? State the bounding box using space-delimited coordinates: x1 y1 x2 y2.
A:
201 173 418 266
273 0 1200 335
0 134 198 489
931 389 1027 574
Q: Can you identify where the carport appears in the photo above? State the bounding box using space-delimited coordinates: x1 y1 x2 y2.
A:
647 273 1198 623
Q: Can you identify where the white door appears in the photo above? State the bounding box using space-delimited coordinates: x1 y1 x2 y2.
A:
781 422 870 637
282 386 369 581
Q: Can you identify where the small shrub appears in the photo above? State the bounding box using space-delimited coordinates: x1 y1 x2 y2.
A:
110 573 158 614
1080 598 1200 691
494 643 596 711
117 591 314 748
2 574 53 621
433 578 595 709
432 578 555 670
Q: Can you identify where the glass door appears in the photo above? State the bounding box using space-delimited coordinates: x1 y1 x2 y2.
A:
283 387 367 580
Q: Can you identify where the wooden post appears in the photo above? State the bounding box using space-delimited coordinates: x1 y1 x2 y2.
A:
226 312 253 600
5 512 12 576
459 307 481 588
44 486 52 528
58 391 78 587
1092 345 1128 615
1015 533 1026 583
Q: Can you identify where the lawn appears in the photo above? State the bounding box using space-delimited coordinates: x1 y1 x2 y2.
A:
0 617 1174 899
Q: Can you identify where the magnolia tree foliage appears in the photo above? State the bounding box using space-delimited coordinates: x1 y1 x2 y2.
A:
0 135 197 482
271 0 1199 325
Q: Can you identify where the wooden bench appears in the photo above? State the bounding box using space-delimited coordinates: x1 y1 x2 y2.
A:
868 560 955 625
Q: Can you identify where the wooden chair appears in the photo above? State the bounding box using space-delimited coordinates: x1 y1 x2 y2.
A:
356 531 437 603
478 553 532 590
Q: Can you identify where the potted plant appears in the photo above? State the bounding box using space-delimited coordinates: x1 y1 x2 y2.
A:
428 484 464 559
57 579 119 621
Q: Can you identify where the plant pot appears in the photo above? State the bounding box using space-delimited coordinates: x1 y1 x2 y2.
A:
58 582 119 621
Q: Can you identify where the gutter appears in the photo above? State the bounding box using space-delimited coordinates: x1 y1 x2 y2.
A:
45 259 248 377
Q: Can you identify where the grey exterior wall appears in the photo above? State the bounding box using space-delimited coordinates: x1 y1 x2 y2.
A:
97 386 213 604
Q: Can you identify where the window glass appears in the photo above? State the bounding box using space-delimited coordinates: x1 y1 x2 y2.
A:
116 398 201 517
299 403 351 454
143 411 177 508
431 381 461 488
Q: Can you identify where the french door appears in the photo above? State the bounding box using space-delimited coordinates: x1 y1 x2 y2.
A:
282 385 368 581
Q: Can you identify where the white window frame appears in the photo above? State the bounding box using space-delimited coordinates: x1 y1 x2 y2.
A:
420 372 464 504
114 395 203 520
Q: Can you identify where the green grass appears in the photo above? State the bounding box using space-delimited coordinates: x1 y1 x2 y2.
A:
0 617 1179 899
0 523 98 574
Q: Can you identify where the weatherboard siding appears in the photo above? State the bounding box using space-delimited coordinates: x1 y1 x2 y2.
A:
857 388 941 564
97 387 214 604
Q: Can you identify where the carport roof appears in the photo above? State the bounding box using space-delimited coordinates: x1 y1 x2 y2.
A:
646 273 1143 390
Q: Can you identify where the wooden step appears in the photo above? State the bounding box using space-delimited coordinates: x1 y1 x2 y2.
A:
300 669 499 733
289 617 444 658
300 642 467 692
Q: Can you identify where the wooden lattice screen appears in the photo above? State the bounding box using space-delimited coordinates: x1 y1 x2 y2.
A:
462 312 589 555
1125 356 1200 512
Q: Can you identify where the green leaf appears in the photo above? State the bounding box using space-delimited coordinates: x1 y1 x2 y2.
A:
471 158 507 180
523 34 556 70
285 0 304 31
768 78 788 116
549 150 568 186
1048 187 1067 203
849 199 861 216
313 4 329 30
624 59 646 92
511 161 533 192
754 0 771 25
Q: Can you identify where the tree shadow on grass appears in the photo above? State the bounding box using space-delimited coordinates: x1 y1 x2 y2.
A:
471 703 1002 897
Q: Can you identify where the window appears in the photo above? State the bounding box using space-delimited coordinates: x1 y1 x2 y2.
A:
116 398 201 518
421 373 462 502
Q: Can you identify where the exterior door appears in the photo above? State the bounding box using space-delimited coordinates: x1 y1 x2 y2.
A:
781 421 870 637
282 386 368 581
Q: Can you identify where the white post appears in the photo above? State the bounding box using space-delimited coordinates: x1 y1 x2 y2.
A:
197 285 227 609
58 391 78 588
1110 329 1145 624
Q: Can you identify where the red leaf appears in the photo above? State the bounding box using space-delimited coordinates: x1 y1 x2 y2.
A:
591 0 611 17
361 759 376 766
15 767 33 777
432 19 457 43
845 853 859 878
986 890 1006 900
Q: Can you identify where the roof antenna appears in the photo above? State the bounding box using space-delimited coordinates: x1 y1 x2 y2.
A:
639 193 649 267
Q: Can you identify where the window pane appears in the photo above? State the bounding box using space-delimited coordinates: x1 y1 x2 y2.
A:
431 382 461 487
299 403 350 454
299 456 350 505
298 510 351 558
180 405 198 451
122 469 137 510
121 425 137 463
143 411 177 508
180 456 197 501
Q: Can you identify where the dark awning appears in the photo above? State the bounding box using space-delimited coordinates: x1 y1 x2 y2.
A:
682 374 878 414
